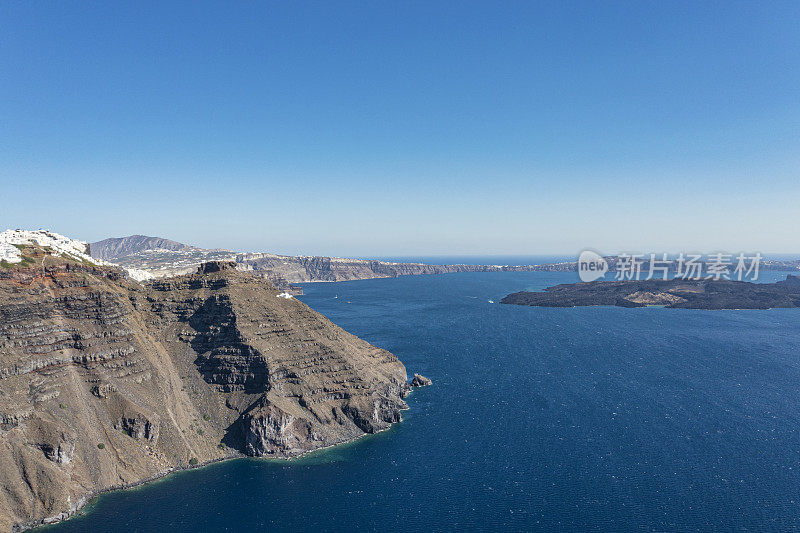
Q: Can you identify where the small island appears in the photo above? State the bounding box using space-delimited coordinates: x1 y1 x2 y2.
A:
501 275 800 310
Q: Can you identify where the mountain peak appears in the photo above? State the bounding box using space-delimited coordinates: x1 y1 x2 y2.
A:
89 235 197 261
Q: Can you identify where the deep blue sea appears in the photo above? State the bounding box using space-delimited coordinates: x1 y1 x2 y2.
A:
45 267 800 531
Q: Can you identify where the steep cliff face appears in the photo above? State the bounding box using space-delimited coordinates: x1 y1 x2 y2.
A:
0 251 410 531
236 253 531 283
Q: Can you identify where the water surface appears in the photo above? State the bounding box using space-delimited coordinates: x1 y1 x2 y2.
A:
45 270 800 531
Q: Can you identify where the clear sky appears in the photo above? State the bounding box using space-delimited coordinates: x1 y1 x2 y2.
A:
1 1 798 256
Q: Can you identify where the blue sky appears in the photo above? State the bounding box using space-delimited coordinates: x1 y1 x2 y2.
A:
1 1 798 256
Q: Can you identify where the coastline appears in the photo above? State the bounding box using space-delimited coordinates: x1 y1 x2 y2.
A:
19 454 240 532
21 407 411 532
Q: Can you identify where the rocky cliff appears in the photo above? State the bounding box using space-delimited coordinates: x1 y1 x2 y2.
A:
0 246 410 531
235 253 531 283
89 235 544 285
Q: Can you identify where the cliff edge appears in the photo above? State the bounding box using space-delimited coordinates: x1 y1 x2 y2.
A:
0 245 410 531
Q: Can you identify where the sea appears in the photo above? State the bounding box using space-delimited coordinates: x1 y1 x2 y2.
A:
43 257 800 531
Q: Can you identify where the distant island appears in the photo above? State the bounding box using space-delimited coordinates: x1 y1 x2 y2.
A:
501 275 800 310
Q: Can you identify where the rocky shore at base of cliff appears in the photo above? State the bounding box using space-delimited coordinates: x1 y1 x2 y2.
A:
410 374 432 387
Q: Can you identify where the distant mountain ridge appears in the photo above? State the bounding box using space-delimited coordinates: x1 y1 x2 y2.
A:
89 235 197 261
88 235 543 286
89 235 800 287
88 236 237 282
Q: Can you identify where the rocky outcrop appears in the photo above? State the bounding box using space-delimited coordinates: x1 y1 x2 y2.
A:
118 414 159 441
410 374 432 387
195 261 237 274
33 427 76 466
241 399 316 456
0 249 411 531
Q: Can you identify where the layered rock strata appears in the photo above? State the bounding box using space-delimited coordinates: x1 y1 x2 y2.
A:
0 251 410 531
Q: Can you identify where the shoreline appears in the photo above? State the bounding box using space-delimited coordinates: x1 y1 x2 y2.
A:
20 408 410 532
19 453 241 533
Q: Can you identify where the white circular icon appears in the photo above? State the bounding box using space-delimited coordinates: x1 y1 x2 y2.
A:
578 250 608 282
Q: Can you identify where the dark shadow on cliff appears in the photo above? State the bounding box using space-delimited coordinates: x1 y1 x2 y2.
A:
187 296 270 393
220 416 247 452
